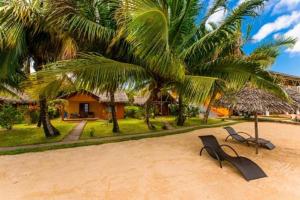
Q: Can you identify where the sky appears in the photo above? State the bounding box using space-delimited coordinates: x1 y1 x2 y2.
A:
206 0 300 76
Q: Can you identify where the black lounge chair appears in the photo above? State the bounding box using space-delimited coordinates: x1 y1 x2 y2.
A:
224 126 275 150
199 135 267 181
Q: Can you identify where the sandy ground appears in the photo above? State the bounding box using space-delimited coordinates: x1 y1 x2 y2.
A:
0 122 300 200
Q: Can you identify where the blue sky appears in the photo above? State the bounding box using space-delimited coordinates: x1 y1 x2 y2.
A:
206 0 300 76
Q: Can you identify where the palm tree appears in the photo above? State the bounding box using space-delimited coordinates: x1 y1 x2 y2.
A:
200 27 296 123
43 0 273 130
0 0 78 136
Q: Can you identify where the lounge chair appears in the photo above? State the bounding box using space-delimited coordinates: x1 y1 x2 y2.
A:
224 126 275 150
199 135 267 181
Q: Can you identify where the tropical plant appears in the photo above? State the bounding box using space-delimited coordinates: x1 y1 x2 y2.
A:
0 0 80 137
0 104 23 130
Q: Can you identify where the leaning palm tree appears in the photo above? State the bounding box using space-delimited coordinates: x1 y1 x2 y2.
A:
0 0 80 137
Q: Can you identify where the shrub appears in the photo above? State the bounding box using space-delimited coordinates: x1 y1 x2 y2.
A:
0 104 23 130
169 104 199 118
125 106 144 119
29 110 40 124
89 128 95 137
48 106 59 119
169 104 179 116
186 105 200 118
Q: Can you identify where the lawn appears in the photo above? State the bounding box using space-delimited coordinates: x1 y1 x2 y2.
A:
0 119 77 147
81 117 223 139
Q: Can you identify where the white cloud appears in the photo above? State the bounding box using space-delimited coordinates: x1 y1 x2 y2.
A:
237 0 247 6
253 11 300 41
206 8 227 28
284 23 300 53
273 0 300 14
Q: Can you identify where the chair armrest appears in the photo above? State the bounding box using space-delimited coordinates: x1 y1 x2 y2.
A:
237 131 253 138
219 144 240 157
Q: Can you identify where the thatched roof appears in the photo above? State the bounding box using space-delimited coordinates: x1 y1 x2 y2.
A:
216 87 294 114
284 87 300 108
133 94 150 106
0 91 35 105
96 91 128 103
60 90 129 103
133 92 177 106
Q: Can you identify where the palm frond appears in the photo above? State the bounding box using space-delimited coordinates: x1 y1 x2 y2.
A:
40 53 149 91
177 75 218 104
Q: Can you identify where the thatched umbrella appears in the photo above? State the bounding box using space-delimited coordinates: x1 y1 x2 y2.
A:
284 87 300 112
217 87 294 154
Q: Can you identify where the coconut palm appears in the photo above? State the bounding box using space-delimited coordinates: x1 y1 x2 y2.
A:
42 0 274 130
0 0 78 137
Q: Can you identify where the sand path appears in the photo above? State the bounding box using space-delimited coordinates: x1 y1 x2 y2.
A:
0 122 300 200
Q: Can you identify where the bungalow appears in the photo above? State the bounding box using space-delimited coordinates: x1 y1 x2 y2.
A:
133 92 177 116
0 92 36 108
60 90 129 120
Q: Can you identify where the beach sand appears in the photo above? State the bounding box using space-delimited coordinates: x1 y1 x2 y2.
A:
0 122 300 200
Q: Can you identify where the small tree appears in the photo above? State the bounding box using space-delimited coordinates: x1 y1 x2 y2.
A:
0 104 23 130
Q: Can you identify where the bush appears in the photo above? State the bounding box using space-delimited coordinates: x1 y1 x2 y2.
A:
169 104 199 118
125 106 144 119
169 104 179 116
0 104 23 130
29 110 40 124
186 105 200 118
89 128 95 137
48 106 59 119
18 106 39 124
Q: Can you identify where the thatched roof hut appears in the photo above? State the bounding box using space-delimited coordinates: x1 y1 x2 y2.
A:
217 87 294 154
217 87 294 114
0 91 35 105
59 90 129 103
284 87 300 110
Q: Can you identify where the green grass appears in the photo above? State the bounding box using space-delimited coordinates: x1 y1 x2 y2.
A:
81 117 223 139
0 119 77 147
0 119 239 155
81 118 153 139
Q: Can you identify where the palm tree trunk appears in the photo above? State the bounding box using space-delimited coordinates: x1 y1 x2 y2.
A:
109 90 120 134
177 94 185 126
60 105 65 121
203 90 218 124
37 115 42 127
39 97 60 137
145 89 159 130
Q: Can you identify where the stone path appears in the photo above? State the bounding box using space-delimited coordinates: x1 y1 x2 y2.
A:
62 121 87 142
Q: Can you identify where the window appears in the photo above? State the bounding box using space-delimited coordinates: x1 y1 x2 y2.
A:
79 103 89 113
84 104 89 112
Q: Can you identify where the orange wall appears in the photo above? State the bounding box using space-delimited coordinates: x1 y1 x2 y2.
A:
211 107 230 117
65 94 125 119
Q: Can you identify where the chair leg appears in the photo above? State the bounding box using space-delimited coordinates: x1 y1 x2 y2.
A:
200 147 222 168
200 147 205 156
225 135 231 142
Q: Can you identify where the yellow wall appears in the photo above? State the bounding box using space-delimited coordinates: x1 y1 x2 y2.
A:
65 94 125 119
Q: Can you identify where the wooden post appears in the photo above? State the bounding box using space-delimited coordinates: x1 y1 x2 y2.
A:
254 112 259 154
